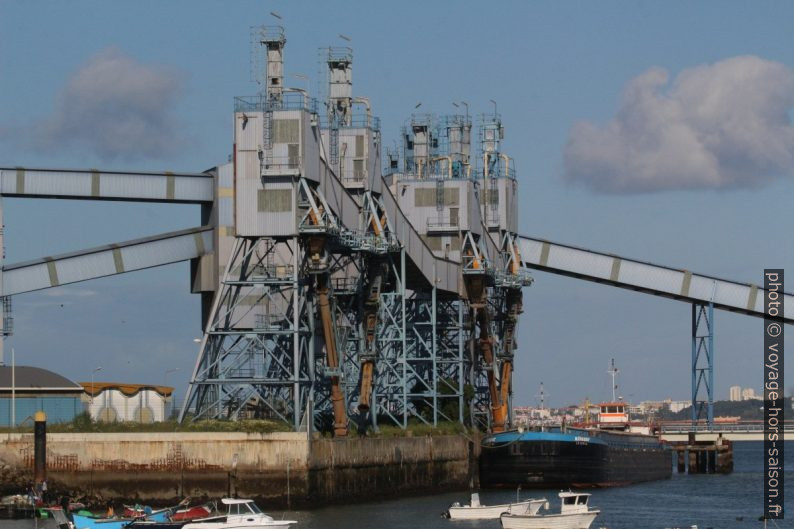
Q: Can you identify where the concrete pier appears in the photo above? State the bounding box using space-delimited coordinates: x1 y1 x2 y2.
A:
0 432 477 507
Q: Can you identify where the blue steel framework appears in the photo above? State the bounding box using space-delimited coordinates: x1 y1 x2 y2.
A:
691 302 715 426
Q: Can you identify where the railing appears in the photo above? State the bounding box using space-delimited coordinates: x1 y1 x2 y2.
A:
661 423 794 433
427 215 458 231
494 269 533 288
317 113 379 131
261 155 300 172
234 93 319 114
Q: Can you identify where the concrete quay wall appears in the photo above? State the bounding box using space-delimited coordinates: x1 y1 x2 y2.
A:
0 432 475 507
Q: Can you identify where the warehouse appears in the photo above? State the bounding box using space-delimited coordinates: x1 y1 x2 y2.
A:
0 365 85 426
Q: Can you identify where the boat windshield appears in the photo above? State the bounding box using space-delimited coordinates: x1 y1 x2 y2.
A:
247 502 263 514
563 496 576 505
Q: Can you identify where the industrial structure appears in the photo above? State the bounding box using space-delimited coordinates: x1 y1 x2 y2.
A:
0 24 791 436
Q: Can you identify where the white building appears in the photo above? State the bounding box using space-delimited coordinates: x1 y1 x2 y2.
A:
81 382 173 423
741 387 759 401
729 385 742 401
668 400 690 413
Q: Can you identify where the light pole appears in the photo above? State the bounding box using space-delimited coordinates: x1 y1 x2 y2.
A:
164 368 180 420
453 100 469 121
90 366 102 407
291 73 309 92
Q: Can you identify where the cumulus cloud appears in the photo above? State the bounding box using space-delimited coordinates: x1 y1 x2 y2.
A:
33 47 184 160
563 56 794 193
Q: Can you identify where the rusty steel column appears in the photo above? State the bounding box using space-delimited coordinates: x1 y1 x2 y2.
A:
34 411 46 485
316 275 348 437
476 308 504 431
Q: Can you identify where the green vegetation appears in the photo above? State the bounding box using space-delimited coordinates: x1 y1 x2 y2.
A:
0 412 293 434
365 419 470 438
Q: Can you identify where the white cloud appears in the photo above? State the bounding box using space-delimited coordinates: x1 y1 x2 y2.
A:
563 56 794 193
32 47 185 160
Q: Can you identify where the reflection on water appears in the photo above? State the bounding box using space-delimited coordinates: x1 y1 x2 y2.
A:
6 442 792 529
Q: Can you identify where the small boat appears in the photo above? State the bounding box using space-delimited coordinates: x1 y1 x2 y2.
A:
500 492 600 529
127 498 296 529
123 505 172 522
44 507 75 529
71 512 136 529
446 492 547 520
170 504 213 521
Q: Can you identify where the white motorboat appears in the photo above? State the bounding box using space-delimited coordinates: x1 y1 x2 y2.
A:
180 499 297 528
446 492 547 520
500 492 599 529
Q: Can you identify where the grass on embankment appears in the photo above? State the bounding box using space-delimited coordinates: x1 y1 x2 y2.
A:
0 412 473 438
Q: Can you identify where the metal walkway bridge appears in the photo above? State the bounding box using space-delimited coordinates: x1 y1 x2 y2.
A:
1 168 789 323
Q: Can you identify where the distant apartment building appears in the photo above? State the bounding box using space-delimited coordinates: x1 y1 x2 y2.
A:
729 385 760 401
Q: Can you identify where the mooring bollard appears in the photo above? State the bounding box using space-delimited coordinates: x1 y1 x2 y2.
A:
34 411 47 487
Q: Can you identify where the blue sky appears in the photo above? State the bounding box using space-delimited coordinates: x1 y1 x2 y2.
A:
0 1 791 407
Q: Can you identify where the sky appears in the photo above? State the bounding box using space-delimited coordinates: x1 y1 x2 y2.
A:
0 1 792 408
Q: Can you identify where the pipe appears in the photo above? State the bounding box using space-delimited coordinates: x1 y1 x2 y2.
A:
317 275 348 437
493 361 512 432
500 153 510 179
431 156 453 179
483 153 490 211
353 97 371 128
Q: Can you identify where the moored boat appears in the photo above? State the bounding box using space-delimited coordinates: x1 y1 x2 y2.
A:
481 362 671 488
500 492 599 529
446 492 547 520
170 504 213 521
72 512 135 529
127 498 296 529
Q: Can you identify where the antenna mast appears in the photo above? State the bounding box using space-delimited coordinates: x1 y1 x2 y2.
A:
608 358 619 402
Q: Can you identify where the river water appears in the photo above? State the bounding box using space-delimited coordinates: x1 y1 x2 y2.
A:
6 441 791 529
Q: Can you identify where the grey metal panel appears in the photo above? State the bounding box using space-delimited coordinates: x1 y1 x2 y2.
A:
378 180 460 293
517 235 793 323
3 226 214 296
235 111 262 152
317 157 362 230
0 168 213 203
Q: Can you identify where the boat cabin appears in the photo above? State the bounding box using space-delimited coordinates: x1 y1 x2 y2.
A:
222 498 266 517
597 401 629 429
559 492 592 515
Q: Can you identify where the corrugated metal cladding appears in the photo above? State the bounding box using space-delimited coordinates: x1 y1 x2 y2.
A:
236 177 296 237
3 263 50 296
217 163 234 228
235 112 262 151
3 229 213 296
0 169 212 203
318 163 362 230
516 236 794 322
379 184 460 294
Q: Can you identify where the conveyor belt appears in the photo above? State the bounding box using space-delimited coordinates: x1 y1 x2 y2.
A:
517 236 792 323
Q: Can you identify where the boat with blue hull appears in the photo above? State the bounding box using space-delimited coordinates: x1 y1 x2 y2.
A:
480 426 671 488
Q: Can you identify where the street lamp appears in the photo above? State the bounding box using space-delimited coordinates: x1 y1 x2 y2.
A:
90 366 102 406
453 101 469 121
